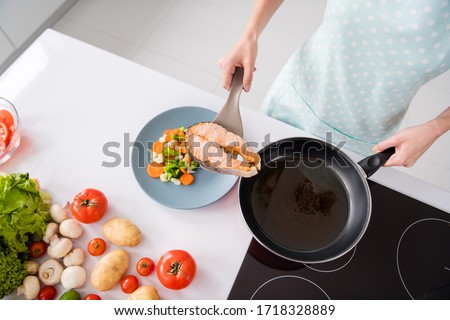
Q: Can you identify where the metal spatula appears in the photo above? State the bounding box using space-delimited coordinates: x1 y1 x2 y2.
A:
213 67 244 137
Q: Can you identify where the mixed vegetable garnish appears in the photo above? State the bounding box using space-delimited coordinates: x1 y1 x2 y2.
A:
147 126 199 185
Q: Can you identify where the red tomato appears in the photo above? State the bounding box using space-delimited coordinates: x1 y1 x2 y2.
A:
83 294 102 300
136 257 155 276
0 121 16 151
29 240 47 258
38 286 57 300
70 188 108 223
0 110 14 126
156 249 196 290
0 122 10 142
120 275 139 294
87 238 106 256
9 124 16 136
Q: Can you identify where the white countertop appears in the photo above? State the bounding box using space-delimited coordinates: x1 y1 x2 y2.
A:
1 29 449 300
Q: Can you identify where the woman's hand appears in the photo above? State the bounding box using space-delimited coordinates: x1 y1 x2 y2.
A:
374 107 450 167
374 124 438 167
218 33 258 92
218 0 284 92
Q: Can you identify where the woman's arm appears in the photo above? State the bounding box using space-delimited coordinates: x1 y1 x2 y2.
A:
374 106 450 167
219 0 284 92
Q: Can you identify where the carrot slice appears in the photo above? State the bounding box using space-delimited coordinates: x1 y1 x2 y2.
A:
152 141 163 154
179 143 188 154
163 128 178 136
165 128 180 142
180 173 194 185
147 162 165 178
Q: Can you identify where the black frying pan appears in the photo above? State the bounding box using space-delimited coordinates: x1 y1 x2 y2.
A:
239 137 395 263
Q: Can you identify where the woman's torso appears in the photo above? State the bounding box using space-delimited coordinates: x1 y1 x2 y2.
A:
263 0 450 154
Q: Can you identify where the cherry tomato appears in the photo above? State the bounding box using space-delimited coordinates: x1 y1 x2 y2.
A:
38 286 57 300
29 240 47 258
70 188 108 224
83 294 102 300
136 257 155 276
87 238 107 256
156 249 196 290
120 275 139 294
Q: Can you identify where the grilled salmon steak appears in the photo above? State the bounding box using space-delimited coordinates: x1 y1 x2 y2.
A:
185 122 260 177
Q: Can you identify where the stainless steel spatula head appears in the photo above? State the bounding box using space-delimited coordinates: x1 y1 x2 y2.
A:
213 67 244 137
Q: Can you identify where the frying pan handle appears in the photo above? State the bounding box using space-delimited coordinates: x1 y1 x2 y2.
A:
357 147 396 178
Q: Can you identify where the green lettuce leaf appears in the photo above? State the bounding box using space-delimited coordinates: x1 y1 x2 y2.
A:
0 249 28 299
0 172 52 298
0 173 51 253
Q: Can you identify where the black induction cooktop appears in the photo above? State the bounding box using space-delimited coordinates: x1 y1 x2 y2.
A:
228 181 450 300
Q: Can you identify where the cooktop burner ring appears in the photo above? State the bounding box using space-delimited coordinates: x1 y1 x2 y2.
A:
304 246 357 273
250 275 331 300
396 217 450 300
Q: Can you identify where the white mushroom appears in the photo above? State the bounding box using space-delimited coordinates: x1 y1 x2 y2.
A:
26 260 40 275
63 248 85 267
59 218 83 239
49 203 69 223
61 266 87 290
16 275 40 300
43 222 59 243
38 259 64 285
47 235 72 259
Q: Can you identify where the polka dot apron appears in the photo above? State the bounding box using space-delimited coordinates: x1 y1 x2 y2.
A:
262 0 450 155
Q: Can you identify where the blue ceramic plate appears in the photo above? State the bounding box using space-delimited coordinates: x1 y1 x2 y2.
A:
132 106 238 209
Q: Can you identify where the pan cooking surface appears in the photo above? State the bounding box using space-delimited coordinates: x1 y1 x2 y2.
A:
250 156 349 252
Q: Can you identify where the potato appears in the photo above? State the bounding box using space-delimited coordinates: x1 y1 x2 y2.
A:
102 217 142 247
127 285 160 300
91 249 129 291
